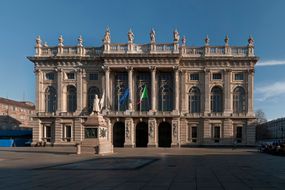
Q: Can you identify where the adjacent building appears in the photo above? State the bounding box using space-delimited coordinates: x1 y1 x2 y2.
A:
27 29 258 147
0 97 35 129
256 117 285 141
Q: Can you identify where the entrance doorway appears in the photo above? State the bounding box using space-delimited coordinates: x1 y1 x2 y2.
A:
136 122 148 147
113 122 125 147
158 122 172 147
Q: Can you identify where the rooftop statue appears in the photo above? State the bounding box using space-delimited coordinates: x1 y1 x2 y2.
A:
128 29 134 43
103 27 111 44
150 28 156 43
173 29 180 43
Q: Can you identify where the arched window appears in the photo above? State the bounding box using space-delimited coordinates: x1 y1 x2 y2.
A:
67 85 77 112
233 87 246 113
45 86 57 113
87 86 100 113
189 87 201 113
211 86 223 113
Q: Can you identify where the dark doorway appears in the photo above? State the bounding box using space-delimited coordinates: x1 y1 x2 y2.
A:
113 122 125 147
158 122 172 147
136 122 148 147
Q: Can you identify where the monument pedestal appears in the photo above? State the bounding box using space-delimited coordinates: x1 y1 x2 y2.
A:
83 113 113 154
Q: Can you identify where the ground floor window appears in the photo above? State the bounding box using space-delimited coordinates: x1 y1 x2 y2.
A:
214 126 220 143
236 126 242 143
62 125 72 142
188 126 197 143
42 125 51 142
85 128 98 138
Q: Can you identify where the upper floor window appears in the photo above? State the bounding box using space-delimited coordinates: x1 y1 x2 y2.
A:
234 73 244 81
233 87 246 113
67 85 77 112
190 73 199 81
211 86 223 113
66 72 75 80
212 73 222 80
158 72 173 111
189 87 201 113
46 72 55 80
89 73 98 80
45 86 57 113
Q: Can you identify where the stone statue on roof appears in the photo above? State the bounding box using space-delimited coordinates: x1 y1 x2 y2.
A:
150 28 156 43
173 29 180 43
128 29 134 43
103 27 111 44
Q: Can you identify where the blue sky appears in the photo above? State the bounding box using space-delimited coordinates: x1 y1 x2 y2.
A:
0 0 284 120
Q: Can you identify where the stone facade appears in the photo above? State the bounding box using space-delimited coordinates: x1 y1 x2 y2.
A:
27 29 258 147
0 97 35 129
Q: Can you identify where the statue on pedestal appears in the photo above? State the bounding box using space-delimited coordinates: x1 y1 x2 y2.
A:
103 27 111 44
91 94 104 115
173 29 180 43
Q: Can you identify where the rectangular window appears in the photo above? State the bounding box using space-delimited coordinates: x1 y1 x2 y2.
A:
235 73 244 80
89 73 98 80
214 126 220 143
191 126 197 143
85 128 98 138
190 73 199 81
66 72 75 80
46 72 55 80
43 125 51 142
236 126 242 143
212 73 222 80
62 125 72 142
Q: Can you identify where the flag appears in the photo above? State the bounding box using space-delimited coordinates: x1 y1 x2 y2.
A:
138 85 148 104
119 88 129 105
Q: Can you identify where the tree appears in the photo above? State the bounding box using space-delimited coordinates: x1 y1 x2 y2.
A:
255 109 267 124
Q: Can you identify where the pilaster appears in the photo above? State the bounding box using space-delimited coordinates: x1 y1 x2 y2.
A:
247 68 254 116
124 118 135 147
147 118 157 147
203 69 210 114
224 68 232 115
76 69 83 114
171 119 179 147
173 66 179 113
56 68 62 113
150 66 156 112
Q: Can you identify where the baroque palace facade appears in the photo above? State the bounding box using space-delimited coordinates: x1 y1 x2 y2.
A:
27 29 258 147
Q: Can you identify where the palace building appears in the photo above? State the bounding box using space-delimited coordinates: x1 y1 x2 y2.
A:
27 29 258 147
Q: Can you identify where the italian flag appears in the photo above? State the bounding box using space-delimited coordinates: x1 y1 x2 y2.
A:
138 85 148 105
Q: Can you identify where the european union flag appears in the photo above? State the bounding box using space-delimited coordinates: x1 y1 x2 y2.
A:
119 88 129 105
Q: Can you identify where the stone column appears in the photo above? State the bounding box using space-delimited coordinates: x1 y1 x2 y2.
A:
247 69 254 116
171 119 179 147
74 118 83 142
124 118 135 147
104 66 110 110
76 68 83 114
174 66 179 113
34 68 41 112
223 119 233 144
57 68 62 113
203 69 210 114
147 119 157 147
127 67 134 111
224 68 232 116
181 70 187 113
54 118 62 144
82 70 87 112
202 119 210 144
150 66 156 112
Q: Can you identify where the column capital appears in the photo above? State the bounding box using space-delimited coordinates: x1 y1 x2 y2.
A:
223 68 232 73
247 68 255 74
33 68 41 74
102 66 110 72
125 66 133 71
203 68 210 73
173 66 180 71
149 66 156 71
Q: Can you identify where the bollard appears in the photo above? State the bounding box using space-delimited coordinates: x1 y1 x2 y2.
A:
76 143 81 155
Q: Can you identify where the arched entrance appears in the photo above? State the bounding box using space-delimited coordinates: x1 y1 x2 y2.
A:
158 122 172 147
113 122 125 147
136 122 148 147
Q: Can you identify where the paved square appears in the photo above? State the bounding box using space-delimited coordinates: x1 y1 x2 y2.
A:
0 147 285 190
